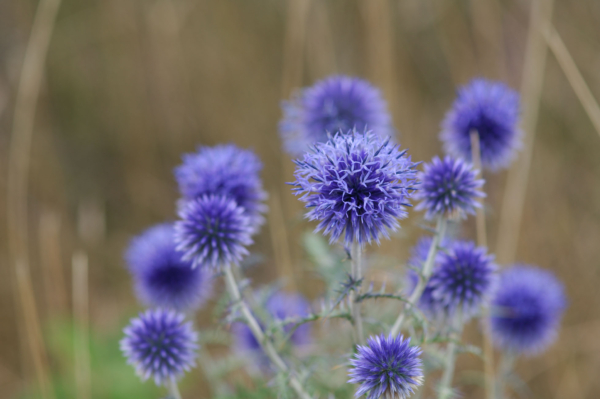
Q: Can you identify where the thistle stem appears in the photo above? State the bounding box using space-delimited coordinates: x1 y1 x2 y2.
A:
390 217 447 337
350 241 365 345
167 377 182 399
438 312 464 399
222 264 312 399
496 351 516 399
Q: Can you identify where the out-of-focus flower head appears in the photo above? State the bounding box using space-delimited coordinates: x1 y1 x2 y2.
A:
125 223 213 311
233 291 312 356
348 334 423 399
415 156 484 220
291 131 418 247
120 309 198 385
490 265 566 355
405 236 452 317
428 240 497 318
280 75 393 156
174 144 267 232
175 195 253 270
441 78 521 170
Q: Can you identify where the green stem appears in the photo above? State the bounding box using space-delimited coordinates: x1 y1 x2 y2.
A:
350 241 365 344
390 217 447 336
222 264 312 399
167 377 182 399
438 311 464 399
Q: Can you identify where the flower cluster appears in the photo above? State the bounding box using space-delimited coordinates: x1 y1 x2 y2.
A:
415 156 484 220
280 75 393 156
291 131 418 246
490 265 566 355
349 335 423 399
120 309 198 385
125 223 213 311
441 78 521 170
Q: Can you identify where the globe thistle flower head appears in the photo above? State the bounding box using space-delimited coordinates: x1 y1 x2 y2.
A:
174 144 267 232
280 75 393 156
441 78 521 170
405 236 452 317
233 291 312 354
490 265 566 355
125 223 213 311
428 240 497 317
291 131 418 247
120 309 198 385
348 334 423 399
415 156 484 220
175 195 253 270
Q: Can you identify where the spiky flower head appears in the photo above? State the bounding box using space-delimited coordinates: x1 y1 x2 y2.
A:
405 236 452 316
428 240 497 317
120 309 198 385
233 291 312 354
280 75 393 156
174 144 267 232
125 223 213 311
175 195 253 270
490 265 566 355
348 334 423 399
291 131 418 247
415 156 484 219
441 78 521 170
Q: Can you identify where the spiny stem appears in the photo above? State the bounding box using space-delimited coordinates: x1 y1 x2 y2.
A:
350 241 365 344
438 312 464 399
167 377 182 399
223 264 312 399
496 351 516 399
390 217 447 337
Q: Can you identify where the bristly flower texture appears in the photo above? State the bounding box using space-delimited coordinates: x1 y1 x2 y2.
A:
125 223 213 311
120 309 198 385
280 75 393 156
441 78 521 170
291 131 418 247
428 240 497 317
405 236 452 317
415 156 484 220
233 291 312 355
174 144 267 232
175 195 253 270
349 334 423 399
490 265 566 355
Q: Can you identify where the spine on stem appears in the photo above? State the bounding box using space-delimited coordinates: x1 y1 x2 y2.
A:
438 312 464 399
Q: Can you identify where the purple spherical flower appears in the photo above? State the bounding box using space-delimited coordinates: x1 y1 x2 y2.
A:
405 236 452 316
415 156 484 219
441 78 521 170
175 195 253 270
348 334 423 399
120 308 198 385
291 131 418 247
125 223 213 311
428 240 497 317
233 291 312 355
490 265 566 355
174 144 267 232
280 75 394 156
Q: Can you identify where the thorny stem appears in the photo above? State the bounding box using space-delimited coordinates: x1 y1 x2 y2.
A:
389 217 447 336
438 312 464 399
350 241 365 345
167 377 182 399
223 264 312 399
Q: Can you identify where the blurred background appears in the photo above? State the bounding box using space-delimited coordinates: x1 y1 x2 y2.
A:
1 0 600 398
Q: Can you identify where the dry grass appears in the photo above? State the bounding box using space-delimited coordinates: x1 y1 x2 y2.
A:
1 0 600 398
